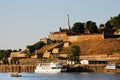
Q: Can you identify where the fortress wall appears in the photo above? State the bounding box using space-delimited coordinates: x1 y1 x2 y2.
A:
68 36 79 42
68 34 103 42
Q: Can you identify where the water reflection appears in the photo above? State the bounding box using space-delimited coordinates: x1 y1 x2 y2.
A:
0 72 119 80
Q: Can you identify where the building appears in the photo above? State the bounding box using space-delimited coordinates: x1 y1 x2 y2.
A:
80 59 107 64
80 60 89 64
8 52 27 64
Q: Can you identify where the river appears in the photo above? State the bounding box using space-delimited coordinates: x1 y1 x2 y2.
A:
0 72 119 80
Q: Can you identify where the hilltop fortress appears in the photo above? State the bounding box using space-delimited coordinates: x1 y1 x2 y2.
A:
7 15 120 65
49 14 103 42
49 15 120 42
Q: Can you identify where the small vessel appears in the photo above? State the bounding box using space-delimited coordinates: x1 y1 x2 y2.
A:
105 64 116 69
10 72 22 77
35 62 66 73
104 64 120 73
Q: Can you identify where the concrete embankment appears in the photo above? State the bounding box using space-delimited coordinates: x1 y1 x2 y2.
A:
0 64 106 73
66 64 106 72
0 65 36 72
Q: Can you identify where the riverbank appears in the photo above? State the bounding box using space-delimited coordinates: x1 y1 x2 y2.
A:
0 64 106 73
0 64 120 73
0 65 35 72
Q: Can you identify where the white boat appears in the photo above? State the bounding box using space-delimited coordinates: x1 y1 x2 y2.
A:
105 64 116 69
105 64 120 69
104 64 120 73
35 62 66 73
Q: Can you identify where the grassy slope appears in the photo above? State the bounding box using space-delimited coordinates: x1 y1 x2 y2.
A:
70 39 120 55
60 39 120 55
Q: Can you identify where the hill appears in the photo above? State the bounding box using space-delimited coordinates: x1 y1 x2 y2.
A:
60 39 120 55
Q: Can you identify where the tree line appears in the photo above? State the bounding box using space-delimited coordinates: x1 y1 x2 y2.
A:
0 49 21 64
71 14 120 35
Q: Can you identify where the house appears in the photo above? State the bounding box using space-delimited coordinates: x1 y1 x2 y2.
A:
104 28 120 38
80 59 107 64
8 52 27 64
114 29 120 35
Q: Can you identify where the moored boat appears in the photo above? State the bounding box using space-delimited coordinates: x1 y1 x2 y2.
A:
104 64 120 73
10 72 22 77
35 62 66 73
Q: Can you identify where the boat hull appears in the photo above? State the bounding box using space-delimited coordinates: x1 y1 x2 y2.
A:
104 69 120 73
35 69 62 73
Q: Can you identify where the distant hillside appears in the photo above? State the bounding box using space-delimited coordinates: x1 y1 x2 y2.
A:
60 39 120 55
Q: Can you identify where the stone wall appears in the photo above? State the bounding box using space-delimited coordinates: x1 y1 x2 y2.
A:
68 34 103 42
49 32 104 42
49 32 68 41
52 48 59 53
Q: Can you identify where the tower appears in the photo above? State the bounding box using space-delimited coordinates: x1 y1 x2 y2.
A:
66 14 70 30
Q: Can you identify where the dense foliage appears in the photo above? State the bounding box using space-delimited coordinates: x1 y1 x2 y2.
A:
0 49 15 64
71 14 120 34
86 21 98 33
67 45 81 61
25 41 45 57
106 14 120 29
72 22 85 34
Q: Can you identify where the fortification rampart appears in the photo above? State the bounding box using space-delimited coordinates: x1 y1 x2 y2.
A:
68 34 103 42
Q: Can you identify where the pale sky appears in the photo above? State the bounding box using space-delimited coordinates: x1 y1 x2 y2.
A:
0 0 120 50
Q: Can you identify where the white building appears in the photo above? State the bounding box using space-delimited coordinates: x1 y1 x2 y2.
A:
80 60 89 64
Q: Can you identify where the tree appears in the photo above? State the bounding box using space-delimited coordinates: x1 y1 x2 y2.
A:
105 21 113 29
86 21 98 33
2 58 9 64
105 14 120 29
99 24 104 28
0 50 4 60
25 45 35 57
4 49 12 58
109 16 120 28
18 49 22 52
67 45 81 62
72 22 85 34
0 49 12 60
98 24 105 33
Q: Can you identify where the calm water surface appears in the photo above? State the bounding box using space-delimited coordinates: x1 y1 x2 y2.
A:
0 72 119 80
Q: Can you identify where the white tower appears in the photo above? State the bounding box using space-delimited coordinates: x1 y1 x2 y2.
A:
66 14 70 30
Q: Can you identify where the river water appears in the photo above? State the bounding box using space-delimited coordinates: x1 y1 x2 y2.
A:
0 72 119 80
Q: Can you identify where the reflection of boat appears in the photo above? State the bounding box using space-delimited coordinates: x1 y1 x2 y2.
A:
10 72 22 77
35 62 66 73
104 64 120 73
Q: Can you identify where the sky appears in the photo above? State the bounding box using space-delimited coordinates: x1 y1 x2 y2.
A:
0 0 120 50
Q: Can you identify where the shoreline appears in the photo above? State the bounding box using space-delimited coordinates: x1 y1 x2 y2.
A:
0 64 119 73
